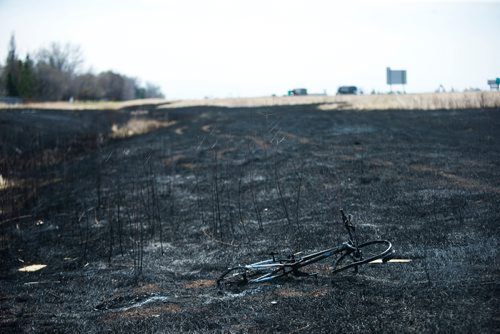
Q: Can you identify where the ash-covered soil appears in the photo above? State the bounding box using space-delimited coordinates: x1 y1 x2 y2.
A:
1 104 499 333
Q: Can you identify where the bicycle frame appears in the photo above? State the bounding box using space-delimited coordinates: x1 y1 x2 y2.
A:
220 241 358 285
263 244 356 282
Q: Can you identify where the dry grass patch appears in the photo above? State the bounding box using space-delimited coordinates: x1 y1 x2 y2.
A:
410 164 500 193
216 147 236 160
339 154 359 162
246 136 270 150
201 124 212 132
276 286 329 299
181 163 196 170
317 91 500 110
163 154 186 166
183 279 216 289
104 304 182 321
276 288 305 298
134 283 162 295
111 119 176 138
158 92 500 110
369 159 394 167
3 92 497 112
440 171 500 194
174 127 186 135
159 96 333 109
311 287 329 298
0 175 14 190
0 98 167 111
279 131 312 144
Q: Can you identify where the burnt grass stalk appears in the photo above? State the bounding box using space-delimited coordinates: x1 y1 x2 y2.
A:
0 105 499 332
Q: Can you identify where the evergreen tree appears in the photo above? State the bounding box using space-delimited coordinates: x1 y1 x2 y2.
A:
19 55 36 98
0 64 5 96
5 35 21 97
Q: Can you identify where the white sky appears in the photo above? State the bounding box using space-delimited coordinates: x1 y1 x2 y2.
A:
1 0 499 99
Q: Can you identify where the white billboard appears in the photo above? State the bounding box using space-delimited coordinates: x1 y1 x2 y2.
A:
387 67 407 85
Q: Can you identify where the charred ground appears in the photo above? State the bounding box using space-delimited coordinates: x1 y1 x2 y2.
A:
0 104 499 333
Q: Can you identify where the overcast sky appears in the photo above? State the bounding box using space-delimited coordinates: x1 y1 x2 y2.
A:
1 0 499 99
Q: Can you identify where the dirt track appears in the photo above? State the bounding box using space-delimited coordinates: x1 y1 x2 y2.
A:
1 104 499 332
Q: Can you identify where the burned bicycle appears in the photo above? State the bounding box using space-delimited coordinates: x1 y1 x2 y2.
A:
217 209 393 287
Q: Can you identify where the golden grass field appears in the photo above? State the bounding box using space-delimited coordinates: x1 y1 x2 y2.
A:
0 98 167 111
0 91 499 111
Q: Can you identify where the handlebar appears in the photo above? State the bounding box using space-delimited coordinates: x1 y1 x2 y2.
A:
340 209 358 247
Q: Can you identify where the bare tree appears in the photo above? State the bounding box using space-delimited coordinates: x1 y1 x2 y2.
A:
35 61 71 100
97 71 136 101
73 73 100 100
36 42 83 75
33 43 83 100
144 82 165 98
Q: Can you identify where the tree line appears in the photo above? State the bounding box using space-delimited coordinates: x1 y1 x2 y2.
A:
0 35 164 101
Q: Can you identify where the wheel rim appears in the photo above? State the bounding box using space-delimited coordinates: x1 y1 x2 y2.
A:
332 240 392 274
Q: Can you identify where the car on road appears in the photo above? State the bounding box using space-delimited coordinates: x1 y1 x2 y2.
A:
337 86 358 95
288 88 308 96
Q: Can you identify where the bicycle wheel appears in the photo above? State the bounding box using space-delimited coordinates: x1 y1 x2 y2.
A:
217 266 274 287
218 263 292 287
332 240 392 275
217 267 250 287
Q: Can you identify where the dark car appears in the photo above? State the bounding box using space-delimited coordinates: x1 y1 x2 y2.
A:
288 88 308 96
337 86 358 95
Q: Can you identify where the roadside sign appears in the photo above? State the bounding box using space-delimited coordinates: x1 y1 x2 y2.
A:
387 67 407 85
487 79 500 90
